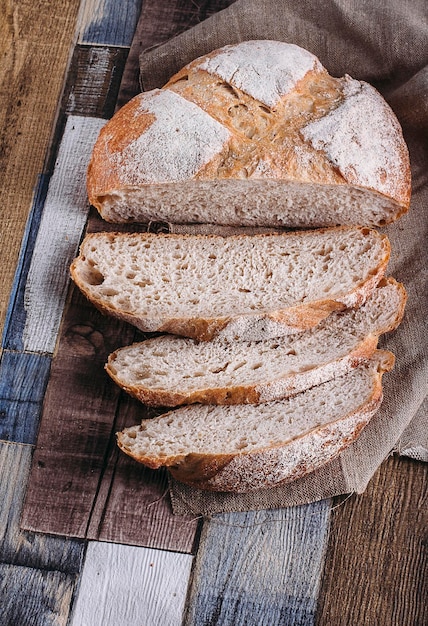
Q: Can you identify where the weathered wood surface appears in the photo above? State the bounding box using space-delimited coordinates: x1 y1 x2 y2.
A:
0 442 83 626
185 502 331 626
63 45 129 119
76 0 143 46
69 541 193 626
21 285 198 552
316 454 428 625
2 175 50 352
0 0 82 336
22 115 105 355
0 563 77 626
0 351 51 444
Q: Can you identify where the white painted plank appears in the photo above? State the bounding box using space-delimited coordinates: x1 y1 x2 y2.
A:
70 542 193 626
23 115 106 354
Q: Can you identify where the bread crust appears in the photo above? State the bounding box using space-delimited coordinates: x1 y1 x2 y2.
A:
116 351 394 492
87 41 411 227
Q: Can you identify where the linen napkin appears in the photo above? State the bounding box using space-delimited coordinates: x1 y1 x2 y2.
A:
122 0 428 514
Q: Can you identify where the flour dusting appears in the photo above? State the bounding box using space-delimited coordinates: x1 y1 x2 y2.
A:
197 40 321 108
110 89 231 184
301 78 406 197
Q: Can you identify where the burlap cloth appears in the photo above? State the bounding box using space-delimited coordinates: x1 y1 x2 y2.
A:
131 0 427 514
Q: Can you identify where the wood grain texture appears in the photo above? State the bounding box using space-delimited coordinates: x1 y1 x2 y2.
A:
0 563 78 626
63 45 129 118
70 541 193 626
86 385 199 552
0 442 84 573
0 351 51 444
184 502 331 626
76 0 143 46
21 285 198 552
0 0 81 336
21 286 134 538
22 115 106 355
316 455 428 626
2 174 50 351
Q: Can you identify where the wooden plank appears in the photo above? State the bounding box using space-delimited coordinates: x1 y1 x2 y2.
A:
0 442 84 572
0 351 51 444
21 282 197 551
0 0 82 337
184 501 331 625
21 286 134 538
70 541 193 626
316 455 428 625
76 0 143 46
0 563 77 626
86 390 199 553
22 115 106 355
2 174 50 351
63 44 129 119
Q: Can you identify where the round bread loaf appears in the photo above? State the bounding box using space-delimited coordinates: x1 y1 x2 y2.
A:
87 40 411 228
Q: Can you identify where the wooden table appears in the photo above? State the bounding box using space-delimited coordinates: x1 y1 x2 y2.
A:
1 2 426 624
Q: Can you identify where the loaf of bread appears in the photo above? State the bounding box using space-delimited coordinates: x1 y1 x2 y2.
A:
70 226 390 342
106 278 405 407
116 350 394 492
87 40 410 228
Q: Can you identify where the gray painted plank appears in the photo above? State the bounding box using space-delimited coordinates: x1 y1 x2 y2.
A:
77 0 143 46
185 502 331 626
0 442 84 573
0 563 77 626
0 351 51 444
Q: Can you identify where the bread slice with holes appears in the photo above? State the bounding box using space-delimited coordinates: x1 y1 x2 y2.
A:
70 227 390 342
106 277 406 407
116 350 394 492
87 41 410 228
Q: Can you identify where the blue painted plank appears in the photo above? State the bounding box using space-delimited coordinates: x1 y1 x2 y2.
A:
79 0 143 46
2 174 50 352
184 502 331 626
0 351 51 444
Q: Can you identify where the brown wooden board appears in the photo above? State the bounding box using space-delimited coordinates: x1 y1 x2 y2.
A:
21 285 198 552
316 454 428 625
62 45 129 119
0 0 82 335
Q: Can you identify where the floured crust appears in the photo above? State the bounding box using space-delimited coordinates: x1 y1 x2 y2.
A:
88 40 411 227
116 351 394 492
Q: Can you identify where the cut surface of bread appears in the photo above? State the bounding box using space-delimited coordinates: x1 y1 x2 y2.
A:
70 227 390 341
87 41 410 228
116 350 394 492
106 278 406 406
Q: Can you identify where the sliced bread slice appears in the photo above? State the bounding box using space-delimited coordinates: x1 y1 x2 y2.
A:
116 350 394 492
70 226 390 341
106 277 406 407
